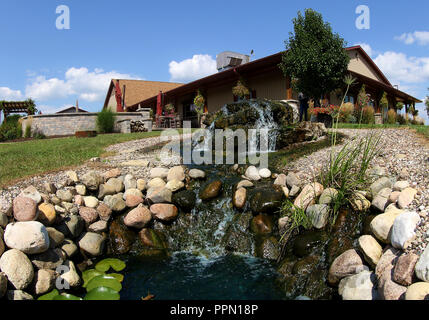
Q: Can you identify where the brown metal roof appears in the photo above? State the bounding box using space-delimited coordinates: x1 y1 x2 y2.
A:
135 46 422 106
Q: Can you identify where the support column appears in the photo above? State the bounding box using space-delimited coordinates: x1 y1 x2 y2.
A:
286 77 293 100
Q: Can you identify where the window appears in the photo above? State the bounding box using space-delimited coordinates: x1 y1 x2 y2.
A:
345 95 355 104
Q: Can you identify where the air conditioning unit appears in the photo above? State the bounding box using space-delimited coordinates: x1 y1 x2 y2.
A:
216 51 251 72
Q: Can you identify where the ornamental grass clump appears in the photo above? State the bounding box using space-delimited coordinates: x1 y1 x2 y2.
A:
387 109 397 124
361 106 375 124
97 109 116 133
319 132 381 214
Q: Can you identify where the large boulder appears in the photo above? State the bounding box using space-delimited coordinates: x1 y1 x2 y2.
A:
78 232 105 256
150 167 169 179
370 206 404 243
0 249 34 290
415 245 429 282
147 187 173 204
328 249 366 285
19 186 42 204
249 186 284 214
13 196 38 222
338 271 378 300
405 283 429 300
245 166 261 181
393 253 419 286
199 181 222 201
150 204 179 222
4 222 50 254
390 211 420 249
306 204 330 229
37 203 56 226
80 171 103 191
358 235 382 268
124 206 152 229
375 247 401 280
294 183 324 210
167 166 185 182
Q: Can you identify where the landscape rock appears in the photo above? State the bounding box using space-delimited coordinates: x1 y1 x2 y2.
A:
165 179 185 192
306 204 330 229
233 188 247 209
148 178 167 189
81 171 102 191
370 177 392 198
19 186 42 204
103 168 122 180
126 195 144 208
147 187 173 204
250 214 273 235
79 207 99 224
31 248 65 270
57 215 85 239
237 180 254 189
150 204 179 222
375 247 401 280
289 185 300 197
397 187 417 209
378 268 407 300
104 194 126 212
13 196 38 222
60 260 81 288
66 171 79 183
358 235 382 267
405 282 429 300
338 271 378 300
189 169 206 179
150 167 169 179
137 179 147 191
0 249 34 289
75 184 86 196
56 189 73 202
37 203 56 226
47 227 65 248
350 191 371 211
389 191 401 204
31 269 56 295
319 188 338 205
328 249 366 285
4 222 50 254
124 174 137 190
88 220 108 233
273 174 287 186
199 181 222 201
83 196 99 208
124 206 152 229
393 253 419 286
294 183 324 210
172 190 196 212
390 211 420 249
78 232 105 256
258 168 271 179
97 203 112 221
245 166 261 181
167 166 185 182
370 206 405 243
7 290 33 300
286 172 300 188
393 181 410 192
61 239 78 258
371 188 392 212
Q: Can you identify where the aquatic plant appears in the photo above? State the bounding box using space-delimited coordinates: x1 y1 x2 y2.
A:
38 258 126 301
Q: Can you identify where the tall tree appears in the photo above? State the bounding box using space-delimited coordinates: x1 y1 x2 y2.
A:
279 9 350 105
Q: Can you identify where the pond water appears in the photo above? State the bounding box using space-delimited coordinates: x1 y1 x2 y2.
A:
120 252 286 300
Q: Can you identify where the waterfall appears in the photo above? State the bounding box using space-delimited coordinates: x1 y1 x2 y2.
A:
247 100 279 153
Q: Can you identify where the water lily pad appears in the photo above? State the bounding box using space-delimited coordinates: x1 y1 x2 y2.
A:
38 289 59 300
53 293 83 301
82 269 104 288
95 258 126 272
84 287 120 300
109 273 124 283
86 275 122 292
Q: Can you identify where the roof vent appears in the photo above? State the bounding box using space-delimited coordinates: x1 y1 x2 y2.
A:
216 51 250 72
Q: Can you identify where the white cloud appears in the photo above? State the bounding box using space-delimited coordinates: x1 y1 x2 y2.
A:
25 68 141 102
395 31 429 46
374 52 429 84
355 43 373 57
0 87 23 100
169 54 217 83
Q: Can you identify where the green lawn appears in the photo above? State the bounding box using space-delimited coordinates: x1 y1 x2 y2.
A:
0 131 167 187
335 123 429 139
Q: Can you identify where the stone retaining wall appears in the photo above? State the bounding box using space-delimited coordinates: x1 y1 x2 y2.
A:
21 110 152 137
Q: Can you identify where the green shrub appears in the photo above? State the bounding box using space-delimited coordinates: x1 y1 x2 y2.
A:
96 109 116 133
24 125 32 138
361 106 375 124
339 102 354 123
32 128 46 140
0 115 22 142
397 114 407 125
387 109 397 124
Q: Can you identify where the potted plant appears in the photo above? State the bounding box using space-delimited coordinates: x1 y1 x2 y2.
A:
164 103 175 116
193 90 206 126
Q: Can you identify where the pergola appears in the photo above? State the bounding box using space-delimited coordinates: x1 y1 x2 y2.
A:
0 100 36 123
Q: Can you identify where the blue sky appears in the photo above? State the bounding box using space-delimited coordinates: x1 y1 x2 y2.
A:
1 0 428 122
